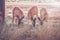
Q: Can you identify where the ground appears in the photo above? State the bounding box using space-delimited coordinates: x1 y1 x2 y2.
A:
0 19 60 40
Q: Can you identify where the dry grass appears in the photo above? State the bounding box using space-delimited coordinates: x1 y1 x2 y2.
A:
0 19 60 40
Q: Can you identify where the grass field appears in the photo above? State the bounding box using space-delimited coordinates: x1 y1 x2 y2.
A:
0 18 60 40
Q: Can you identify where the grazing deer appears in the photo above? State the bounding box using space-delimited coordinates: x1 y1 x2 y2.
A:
28 6 38 27
38 8 48 25
12 7 24 26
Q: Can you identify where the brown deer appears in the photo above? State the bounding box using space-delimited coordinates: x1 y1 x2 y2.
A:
38 8 48 25
12 7 24 26
28 6 38 27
